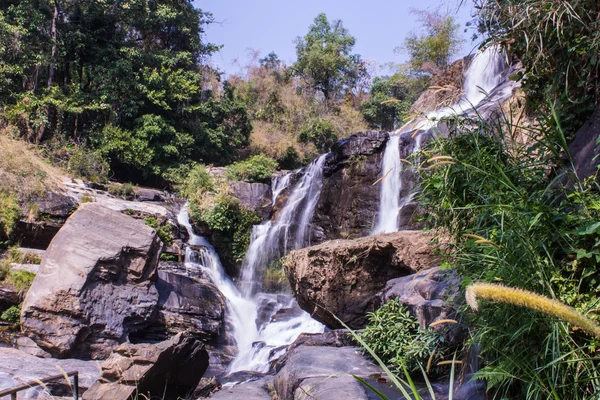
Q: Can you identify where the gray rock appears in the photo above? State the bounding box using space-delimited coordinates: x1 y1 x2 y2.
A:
0 347 100 399
21 203 162 359
284 231 440 329
568 105 600 184
16 336 52 358
230 181 273 220
83 332 209 400
0 283 21 313
209 377 273 400
274 346 384 400
372 267 463 344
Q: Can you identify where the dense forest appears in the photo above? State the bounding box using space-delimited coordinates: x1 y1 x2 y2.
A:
1 0 600 399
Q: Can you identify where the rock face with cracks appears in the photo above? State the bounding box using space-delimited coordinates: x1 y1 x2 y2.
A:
284 231 440 329
21 203 162 360
82 332 209 400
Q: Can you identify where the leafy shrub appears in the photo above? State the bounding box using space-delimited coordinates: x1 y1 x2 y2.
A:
1 305 20 324
189 193 261 268
299 119 338 152
178 164 214 200
0 191 20 240
144 217 174 247
67 148 110 183
278 146 302 170
7 270 36 291
359 299 445 373
418 112 600 398
226 154 278 184
108 183 134 198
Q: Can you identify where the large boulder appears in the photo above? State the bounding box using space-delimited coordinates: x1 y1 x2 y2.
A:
21 203 162 359
274 345 384 400
284 231 439 329
0 347 100 399
83 332 209 400
311 131 387 242
372 267 464 344
229 181 273 220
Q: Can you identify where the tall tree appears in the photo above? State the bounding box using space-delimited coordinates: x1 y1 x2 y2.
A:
293 13 367 103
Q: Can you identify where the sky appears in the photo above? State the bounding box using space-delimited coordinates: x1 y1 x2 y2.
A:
195 0 480 77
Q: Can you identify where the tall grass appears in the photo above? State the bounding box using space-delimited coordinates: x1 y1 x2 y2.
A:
417 107 600 399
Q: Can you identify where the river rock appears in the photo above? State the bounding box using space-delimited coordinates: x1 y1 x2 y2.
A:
230 181 273 220
274 345 384 400
209 377 273 400
21 203 162 359
284 231 440 329
311 131 387 242
371 267 463 344
82 332 208 400
0 347 100 399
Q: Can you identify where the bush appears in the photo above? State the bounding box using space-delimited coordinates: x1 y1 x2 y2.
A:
1 305 20 324
178 164 214 200
108 182 134 198
359 299 445 374
67 147 110 183
144 217 174 247
226 154 278 184
278 146 302 170
7 270 35 291
299 119 338 152
0 192 20 240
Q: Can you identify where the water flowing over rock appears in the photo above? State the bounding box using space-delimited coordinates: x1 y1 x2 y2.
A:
21 203 162 359
311 130 388 241
82 332 208 400
284 231 440 329
372 47 521 234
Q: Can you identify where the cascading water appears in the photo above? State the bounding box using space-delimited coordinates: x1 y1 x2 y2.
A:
373 46 518 233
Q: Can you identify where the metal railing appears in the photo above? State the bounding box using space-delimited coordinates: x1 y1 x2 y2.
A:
0 371 79 399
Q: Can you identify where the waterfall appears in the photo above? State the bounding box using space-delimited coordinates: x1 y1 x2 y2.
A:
373 46 517 234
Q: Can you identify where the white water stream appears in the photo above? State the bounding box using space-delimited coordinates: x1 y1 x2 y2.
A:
177 154 328 375
373 47 517 234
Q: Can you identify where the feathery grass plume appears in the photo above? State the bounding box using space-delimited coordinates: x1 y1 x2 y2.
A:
466 282 600 339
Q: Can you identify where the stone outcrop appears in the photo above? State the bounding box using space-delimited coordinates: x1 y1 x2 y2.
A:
372 267 463 344
229 181 273 220
83 332 209 400
0 347 100 399
311 131 387 242
568 105 600 184
21 203 162 359
284 231 440 329
13 191 78 249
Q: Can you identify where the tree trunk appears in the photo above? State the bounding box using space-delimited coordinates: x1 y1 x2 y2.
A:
36 0 59 143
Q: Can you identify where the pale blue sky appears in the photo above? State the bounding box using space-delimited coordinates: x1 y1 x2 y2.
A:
195 0 480 77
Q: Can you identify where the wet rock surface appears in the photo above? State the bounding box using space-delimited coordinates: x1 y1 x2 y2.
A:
21 203 162 359
311 131 387 242
284 231 440 329
372 267 463 344
230 181 273 220
83 332 208 400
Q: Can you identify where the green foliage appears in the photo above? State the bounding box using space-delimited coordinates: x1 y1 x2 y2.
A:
1 305 20 324
299 119 338 152
418 111 600 399
108 183 134 198
359 299 445 373
0 191 20 241
144 217 174 247
189 193 261 267
278 146 302 170
226 154 278 184
399 8 463 75
178 164 214 200
66 147 110 183
476 0 600 137
294 13 368 102
7 270 35 291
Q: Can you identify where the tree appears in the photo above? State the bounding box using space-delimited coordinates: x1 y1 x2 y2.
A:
259 52 281 70
294 13 367 103
399 8 463 75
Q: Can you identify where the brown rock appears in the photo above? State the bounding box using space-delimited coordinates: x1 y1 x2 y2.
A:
229 181 273 220
284 231 440 329
83 332 209 400
21 203 162 359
